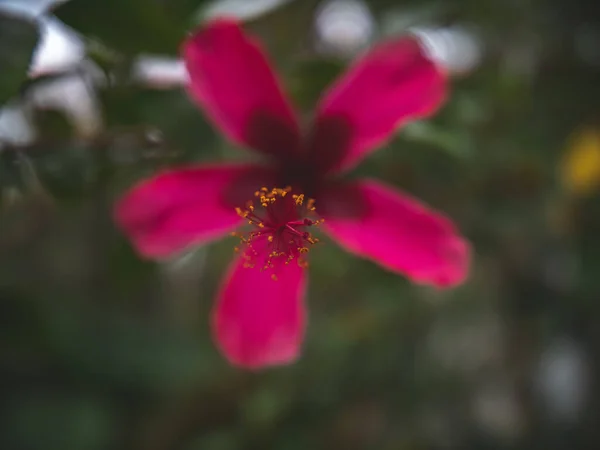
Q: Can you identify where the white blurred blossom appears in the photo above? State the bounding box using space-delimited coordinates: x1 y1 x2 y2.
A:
315 0 375 57
471 379 523 441
31 17 84 76
203 0 293 21
133 56 188 88
411 25 483 75
0 106 36 146
28 73 102 138
535 337 589 423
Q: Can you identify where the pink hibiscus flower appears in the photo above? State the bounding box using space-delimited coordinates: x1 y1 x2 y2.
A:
115 18 470 369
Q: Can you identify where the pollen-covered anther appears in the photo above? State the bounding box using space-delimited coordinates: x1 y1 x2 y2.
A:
292 193 304 206
232 186 322 275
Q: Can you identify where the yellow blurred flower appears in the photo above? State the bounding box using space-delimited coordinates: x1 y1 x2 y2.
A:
560 128 600 195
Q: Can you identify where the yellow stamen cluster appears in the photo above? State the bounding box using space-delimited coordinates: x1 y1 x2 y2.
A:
256 186 290 207
231 186 323 276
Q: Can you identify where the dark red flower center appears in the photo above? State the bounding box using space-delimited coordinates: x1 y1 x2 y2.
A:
232 186 322 279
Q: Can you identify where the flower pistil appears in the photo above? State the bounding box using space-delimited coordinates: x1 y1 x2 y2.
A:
233 187 322 278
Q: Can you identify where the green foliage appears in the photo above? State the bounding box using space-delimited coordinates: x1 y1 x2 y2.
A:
288 58 345 110
100 87 217 161
53 0 209 55
0 11 39 105
1 0 600 449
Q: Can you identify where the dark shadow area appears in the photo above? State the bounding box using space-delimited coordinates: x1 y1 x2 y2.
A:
304 113 353 175
223 165 277 208
316 181 370 221
245 110 301 161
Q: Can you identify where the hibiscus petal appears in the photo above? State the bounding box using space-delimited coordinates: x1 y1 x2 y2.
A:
310 36 446 174
114 164 275 259
213 253 307 369
183 18 301 159
319 180 469 287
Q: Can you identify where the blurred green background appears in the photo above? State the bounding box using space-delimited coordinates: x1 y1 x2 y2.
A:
1 0 599 449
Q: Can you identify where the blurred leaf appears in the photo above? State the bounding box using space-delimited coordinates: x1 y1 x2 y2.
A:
0 11 39 105
47 310 215 392
185 430 240 450
402 121 475 158
31 143 98 199
0 148 27 193
52 0 186 55
5 393 116 450
101 87 217 160
288 58 344 111
32 108 74 141
559 128 600 196
159 0 211 24
243 0 321 62
241 387 292 429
